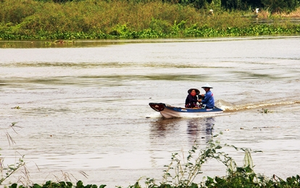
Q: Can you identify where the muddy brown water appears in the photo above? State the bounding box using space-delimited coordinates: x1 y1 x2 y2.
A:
1 36 300 187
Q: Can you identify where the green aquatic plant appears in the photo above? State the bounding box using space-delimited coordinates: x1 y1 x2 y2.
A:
11 106 21 109
263 108 269 113
258 108 272 114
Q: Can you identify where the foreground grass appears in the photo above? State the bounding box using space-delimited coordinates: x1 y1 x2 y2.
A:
5 134 300 188
0 0 300 40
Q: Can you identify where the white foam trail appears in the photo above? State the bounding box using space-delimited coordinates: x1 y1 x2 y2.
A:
216 99 299 112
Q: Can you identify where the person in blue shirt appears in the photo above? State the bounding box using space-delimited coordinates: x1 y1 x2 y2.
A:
199 83 215 109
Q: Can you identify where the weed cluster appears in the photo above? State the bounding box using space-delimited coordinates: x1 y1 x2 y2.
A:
0 123 25 185
135 133 300 188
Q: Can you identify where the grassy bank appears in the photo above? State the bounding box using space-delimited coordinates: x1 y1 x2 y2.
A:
0 0 300 40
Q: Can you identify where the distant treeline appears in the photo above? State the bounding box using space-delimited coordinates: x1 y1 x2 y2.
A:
35 0 300 12
1 0 300 40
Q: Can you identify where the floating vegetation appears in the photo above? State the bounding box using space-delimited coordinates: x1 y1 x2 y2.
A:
258 108 272 113
44 40 75 46
11 106 21 109
10 122 17 127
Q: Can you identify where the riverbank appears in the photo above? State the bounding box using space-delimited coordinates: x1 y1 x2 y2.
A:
0 0 300 40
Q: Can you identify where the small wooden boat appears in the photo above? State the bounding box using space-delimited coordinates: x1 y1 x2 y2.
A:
149 102 223 119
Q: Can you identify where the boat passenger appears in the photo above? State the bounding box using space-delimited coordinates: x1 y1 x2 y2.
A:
199 83 214 109
185 88 201 108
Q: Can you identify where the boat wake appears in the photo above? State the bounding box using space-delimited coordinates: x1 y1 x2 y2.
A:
216 99 300 112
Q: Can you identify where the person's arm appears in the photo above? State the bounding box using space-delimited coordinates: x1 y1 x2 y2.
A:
185 95 189 106
197 94 204 101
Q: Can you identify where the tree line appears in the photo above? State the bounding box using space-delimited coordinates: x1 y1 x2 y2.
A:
35 0 299 13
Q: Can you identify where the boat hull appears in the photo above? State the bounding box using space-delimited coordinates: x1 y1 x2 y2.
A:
149 102 223 119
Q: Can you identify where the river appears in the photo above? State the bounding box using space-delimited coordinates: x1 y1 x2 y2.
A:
0 36 300 187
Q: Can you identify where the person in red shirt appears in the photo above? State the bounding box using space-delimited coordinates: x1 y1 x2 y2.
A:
185 88 201 108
